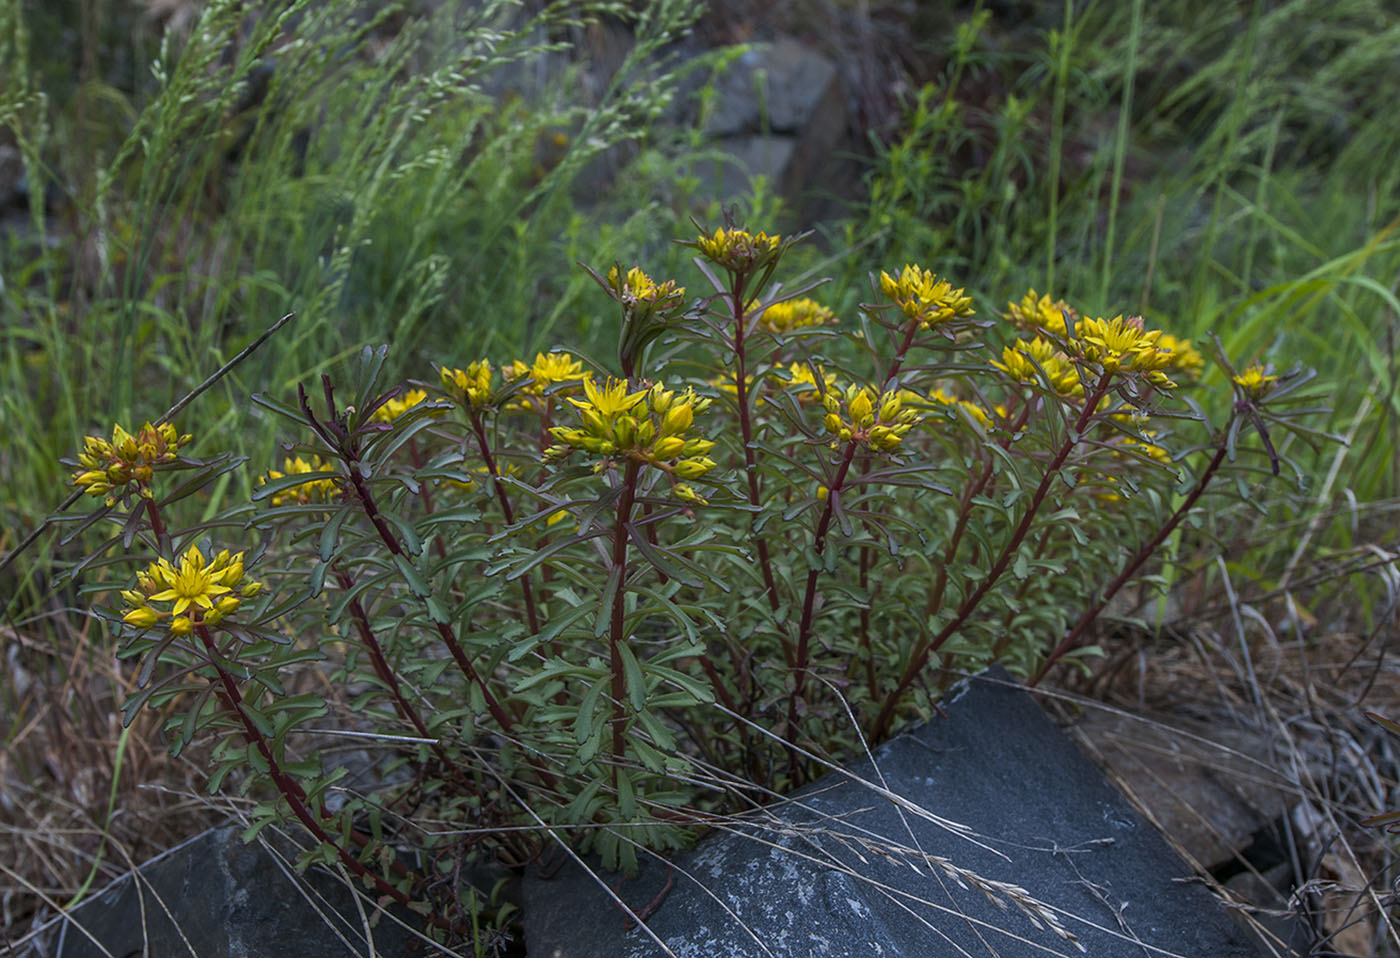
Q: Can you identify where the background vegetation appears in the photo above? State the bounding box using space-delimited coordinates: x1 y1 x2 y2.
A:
4 0 1400 954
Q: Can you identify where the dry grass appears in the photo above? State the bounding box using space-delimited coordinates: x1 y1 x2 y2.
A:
0 601 221 942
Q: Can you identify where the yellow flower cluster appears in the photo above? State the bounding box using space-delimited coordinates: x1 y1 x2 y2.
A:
372 388 429 423
259 455 339 506
1074 315 1175 386
923 387 997 429
607 265 687 319
757 297 835 334
441 360 494 408
501 351 590 411
120 544 263 636
1005 290 1204 383
546 377 717 502
696 227 782 273
822 385 922 452
994 337 1083 397
71 421 191 504
1156 332 1205 380
1006 289 1073 338
879 264 975 329
1232 363 1278 400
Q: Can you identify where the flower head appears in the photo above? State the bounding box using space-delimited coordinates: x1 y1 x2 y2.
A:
1156 333 1205 380
821 383 923 453
606 266 687 319
1232 363 1278 400
71 421 192 504
501 352 590 412
259 455 339 506
441 361 494 409
1006 290 1074 338
878 264 975 330
757 298 835 334
121 544 263 633
1074 315 1175 386
993 337 1083 397
372 388 430 423
546 378 716 501
695 227 782 273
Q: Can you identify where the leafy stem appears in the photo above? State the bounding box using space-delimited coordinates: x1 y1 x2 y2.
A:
872 375 1114 740
1028 435 1232 686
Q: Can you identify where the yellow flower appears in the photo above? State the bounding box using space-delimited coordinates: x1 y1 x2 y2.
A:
606 266 686 315
441 361 494 408
71 421 191 504
121 545 263 633
695 227 782 273
757 298 835 333
548 379 716 501
1075 315 1174 386
501 352 591 412
993 337 1083 397
1006 289 1074 338
1232 363 1278 400
1157 333 1204 380
878 264 975 329
372 388 431 423
259 455 339 506
822 383 922 452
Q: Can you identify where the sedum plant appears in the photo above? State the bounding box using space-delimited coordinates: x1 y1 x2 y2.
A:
61 217 1323 938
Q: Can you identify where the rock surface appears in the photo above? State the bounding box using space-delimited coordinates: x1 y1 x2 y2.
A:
25 826 420 958
523 668 1264 957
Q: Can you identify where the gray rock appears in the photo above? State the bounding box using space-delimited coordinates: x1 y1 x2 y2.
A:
523 668 1265 957
24 825 422 958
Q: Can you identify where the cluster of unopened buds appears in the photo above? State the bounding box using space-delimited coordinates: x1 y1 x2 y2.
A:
546 377 716 502
71 421 191 504
822 385 922 452
695 227 782 274
120 544 263 636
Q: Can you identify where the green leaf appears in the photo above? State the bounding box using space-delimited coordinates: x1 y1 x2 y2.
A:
618 641 648 713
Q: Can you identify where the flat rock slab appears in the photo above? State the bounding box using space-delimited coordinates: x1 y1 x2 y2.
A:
25 825 419 958
524 668 1263 957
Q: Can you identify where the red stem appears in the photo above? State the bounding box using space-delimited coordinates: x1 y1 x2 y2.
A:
469 414 541 635
731 276 783 617
1028 441 1230 686
608 460 643 769
871 377 1113 740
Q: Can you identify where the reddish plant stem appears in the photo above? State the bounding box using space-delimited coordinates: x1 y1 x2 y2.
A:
730 275 783 618
468 414 541 635
142 496 170 554
923 403 1034 623
192 624 433 918
1029 440 1230 686
871 377 1113 740
345 464 517 733
787 440 859 718
332 566 453 766
608 460 643 771
407 438 447 561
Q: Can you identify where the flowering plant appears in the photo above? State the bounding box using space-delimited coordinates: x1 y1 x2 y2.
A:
63 218 1322 939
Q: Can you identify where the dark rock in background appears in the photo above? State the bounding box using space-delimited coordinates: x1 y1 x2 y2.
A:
24 826 422 958
523 668 1265 957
